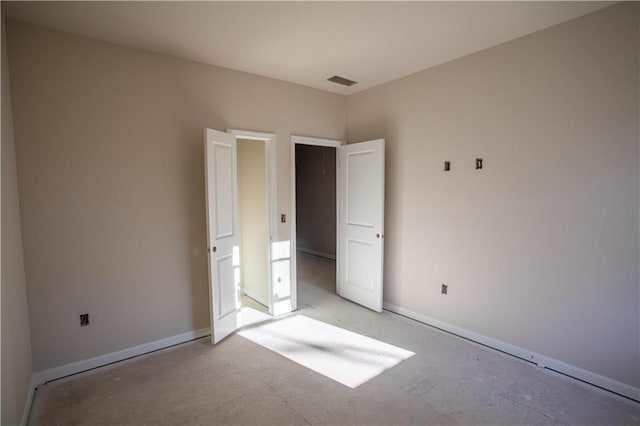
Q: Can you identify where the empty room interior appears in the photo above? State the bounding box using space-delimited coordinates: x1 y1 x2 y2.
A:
1 1 639 425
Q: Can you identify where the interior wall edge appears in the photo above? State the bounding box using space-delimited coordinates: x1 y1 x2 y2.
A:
383 302 640 402
242 289 268 308
32 327 210 386
2 11 35 426
19 376 37 426
296 247 336 261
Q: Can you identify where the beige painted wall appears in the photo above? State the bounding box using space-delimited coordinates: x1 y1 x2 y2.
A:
295 144 336 257
7 20 346 371
348 3 639 388
237 138 269 306
1 16 33 425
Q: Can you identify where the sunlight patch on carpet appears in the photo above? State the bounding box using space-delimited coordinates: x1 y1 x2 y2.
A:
239 306 272 327
238 315 414 388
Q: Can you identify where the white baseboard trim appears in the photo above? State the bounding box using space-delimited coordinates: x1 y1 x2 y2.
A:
383 302 640 402
297 247 336 260
32 327 210 386
242 289 269 307
20 376 37 426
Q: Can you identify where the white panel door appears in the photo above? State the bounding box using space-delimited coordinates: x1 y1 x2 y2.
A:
337 139 385 312
204 128 240 343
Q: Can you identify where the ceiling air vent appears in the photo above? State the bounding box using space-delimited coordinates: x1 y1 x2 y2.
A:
328 75 358 87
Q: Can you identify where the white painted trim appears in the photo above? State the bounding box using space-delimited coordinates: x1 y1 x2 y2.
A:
296 247 336 261
20 376 37 426
228 129 277 316
290 137 297 310
242 289 269 308
383 302 640 402
32 328 210 386
228 129 275 141
290 135 343 311
291 135 342 147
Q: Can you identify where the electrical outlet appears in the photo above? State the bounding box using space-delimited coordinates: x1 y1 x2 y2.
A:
281 214 286 223
476 158 483 170
80 313 89 327
441 284 448 295
444 161 451 171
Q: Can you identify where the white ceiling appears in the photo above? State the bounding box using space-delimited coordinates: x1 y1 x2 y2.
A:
3 1 612 95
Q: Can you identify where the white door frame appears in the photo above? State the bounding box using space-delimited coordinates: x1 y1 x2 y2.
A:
290 135 343 310
228 129 277 315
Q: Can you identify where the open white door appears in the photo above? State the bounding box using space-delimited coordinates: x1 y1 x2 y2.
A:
337 139 385 312
204 128 240 343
